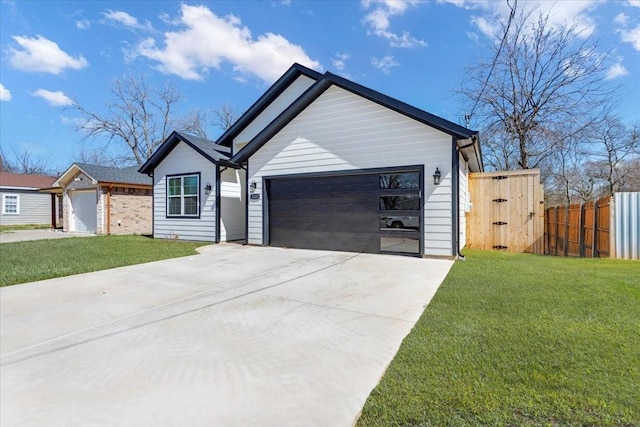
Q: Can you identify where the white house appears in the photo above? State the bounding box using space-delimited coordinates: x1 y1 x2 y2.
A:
140 64 483 257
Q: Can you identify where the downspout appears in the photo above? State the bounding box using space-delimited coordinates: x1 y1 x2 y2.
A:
242 161 249 245
452 137 461 259
215 164 221 244
453 135 478 260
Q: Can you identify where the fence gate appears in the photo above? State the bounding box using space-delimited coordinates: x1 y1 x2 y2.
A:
467 170 544 253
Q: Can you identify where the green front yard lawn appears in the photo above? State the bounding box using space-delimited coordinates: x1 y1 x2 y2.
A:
358 250 640 427
0 235 205 287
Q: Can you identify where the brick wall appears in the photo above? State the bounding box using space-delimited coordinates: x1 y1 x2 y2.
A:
107 187 152 235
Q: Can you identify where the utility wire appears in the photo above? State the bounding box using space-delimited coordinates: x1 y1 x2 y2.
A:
466 0 518 128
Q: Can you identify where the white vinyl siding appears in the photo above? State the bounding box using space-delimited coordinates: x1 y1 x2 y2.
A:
247 85 455 257
220 168 245 241
153 142 216 242
0 190 52 226
233 75 316 154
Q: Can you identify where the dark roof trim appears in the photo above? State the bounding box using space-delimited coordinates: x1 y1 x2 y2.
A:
216 63 322 148
231 70 479 164
231 79 332 164
139 131 237 175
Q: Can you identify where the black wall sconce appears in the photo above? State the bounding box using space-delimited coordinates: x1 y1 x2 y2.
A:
249 180 257 193
204 183 212 194
433 167 441 186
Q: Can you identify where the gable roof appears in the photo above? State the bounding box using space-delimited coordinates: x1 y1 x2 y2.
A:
0 171 57 189
215 64 322 148
54 163 151 188
138 131 235 175
231 65 482 170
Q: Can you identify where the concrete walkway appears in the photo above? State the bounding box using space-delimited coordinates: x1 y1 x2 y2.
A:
0 229 94 243
1 245 453 426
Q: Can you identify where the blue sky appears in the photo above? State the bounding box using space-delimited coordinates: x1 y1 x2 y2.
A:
1 0 639 173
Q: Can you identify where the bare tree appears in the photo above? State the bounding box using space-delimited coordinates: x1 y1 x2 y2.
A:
70 74 207 165
0 145 52 175
462 5 613 171
74 148 119 167
582 117 640 195
212 103 240 132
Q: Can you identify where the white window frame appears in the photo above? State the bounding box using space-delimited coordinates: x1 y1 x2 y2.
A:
166 173 200 218
2 194 20 215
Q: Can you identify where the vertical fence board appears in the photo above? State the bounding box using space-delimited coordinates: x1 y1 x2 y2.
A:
544 196 612 258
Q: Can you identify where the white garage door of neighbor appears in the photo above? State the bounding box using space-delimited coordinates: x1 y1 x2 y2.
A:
71 191 97 233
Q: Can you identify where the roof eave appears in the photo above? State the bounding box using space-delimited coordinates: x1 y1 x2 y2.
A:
216 63 322 148
231 78 332 164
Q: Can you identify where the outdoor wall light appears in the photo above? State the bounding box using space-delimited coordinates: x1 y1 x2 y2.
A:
433 168 441 186
204 183 212 194
249 180 257 193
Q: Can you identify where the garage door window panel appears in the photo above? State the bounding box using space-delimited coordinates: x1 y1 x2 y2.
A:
167 174 200 218
379 172 419 190
378 171 421 255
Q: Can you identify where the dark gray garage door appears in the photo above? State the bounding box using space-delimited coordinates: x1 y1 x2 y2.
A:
267 170 422 255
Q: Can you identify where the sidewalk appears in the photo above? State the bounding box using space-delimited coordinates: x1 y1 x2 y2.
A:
0 229 95 244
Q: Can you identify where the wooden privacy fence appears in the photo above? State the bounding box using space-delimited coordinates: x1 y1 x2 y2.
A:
545 196 611 257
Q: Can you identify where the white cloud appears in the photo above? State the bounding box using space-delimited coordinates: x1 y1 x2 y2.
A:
331 53 349 71
362 0 426 48
0 83 11 101
9 35 89 74
134 4 321 83
76 19 91 30
31 89 73 106
614 13 629 26
606 62 629 80
371 55 399 74
621 24 640 51
627 0 640 7
443 0 605 40
102 10 152 31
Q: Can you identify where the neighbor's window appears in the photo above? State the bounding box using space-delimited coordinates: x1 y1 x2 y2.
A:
167 174 199 217
2 194 19 215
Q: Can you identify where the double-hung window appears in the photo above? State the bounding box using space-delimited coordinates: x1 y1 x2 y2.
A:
2 194 19 215
167 174 199 217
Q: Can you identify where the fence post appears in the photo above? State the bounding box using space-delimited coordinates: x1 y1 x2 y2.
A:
579 202 585 257
563 204 569 257
553 206 560 256
593 198 599 258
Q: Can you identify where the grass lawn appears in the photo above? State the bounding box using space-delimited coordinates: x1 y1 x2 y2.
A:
0 235 205 287
358 250 640 427
0 224 51 232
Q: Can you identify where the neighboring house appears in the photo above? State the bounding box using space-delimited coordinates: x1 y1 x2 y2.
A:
140 63 483 257
52 163 152 235
0 172 59 227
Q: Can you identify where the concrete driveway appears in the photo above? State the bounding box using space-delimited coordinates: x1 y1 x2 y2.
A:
1 244 453 426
